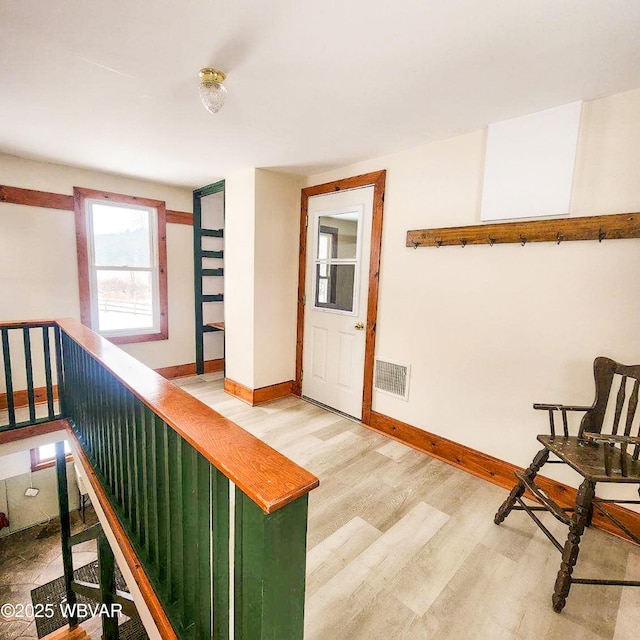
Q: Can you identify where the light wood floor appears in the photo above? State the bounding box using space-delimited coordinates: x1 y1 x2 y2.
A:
175 373 640 640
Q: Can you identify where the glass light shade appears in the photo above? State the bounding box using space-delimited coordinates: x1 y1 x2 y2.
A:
199 81 227 114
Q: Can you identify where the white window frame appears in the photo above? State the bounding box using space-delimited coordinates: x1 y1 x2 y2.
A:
86 199 161 338
312 205 363 317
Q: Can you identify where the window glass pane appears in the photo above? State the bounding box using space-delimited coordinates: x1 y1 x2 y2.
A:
92 203 152 267
38 441 70 461
96 270 153 331
318 233 331 260
315 264 356 312
318 278 328 304
38 443 55 460
318 213 358 260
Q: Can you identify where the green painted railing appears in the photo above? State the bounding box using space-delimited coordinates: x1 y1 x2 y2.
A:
0 321 62 431
3 318 318 639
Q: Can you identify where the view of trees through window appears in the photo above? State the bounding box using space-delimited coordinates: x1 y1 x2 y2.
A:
90 203 155 332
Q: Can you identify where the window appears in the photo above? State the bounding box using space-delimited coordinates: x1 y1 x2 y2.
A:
74 188 168 343
31 441 72 471
313 208 362 314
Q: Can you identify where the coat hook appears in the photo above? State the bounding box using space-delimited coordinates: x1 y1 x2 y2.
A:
519 234 527 246
488 236 495 247
435 239 442 248
556 232 563 245
412 240 419 249
460 238 467 248
598 227 606 242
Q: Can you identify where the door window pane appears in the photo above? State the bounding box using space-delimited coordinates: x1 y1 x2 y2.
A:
314 264 356 312
318 214 358 259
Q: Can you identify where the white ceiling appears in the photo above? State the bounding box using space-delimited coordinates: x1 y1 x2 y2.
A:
1 1 639 188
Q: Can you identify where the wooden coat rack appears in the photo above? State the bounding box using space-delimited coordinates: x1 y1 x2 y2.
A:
406 212 640 249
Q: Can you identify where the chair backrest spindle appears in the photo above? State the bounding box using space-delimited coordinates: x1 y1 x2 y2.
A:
625 379 639 437
612 375 628 435
579 358 640 439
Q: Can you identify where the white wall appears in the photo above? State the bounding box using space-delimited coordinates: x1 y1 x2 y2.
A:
224 169 256 387
0 153 196 371
0 461 79 538
0 433 80 538
253 169 301 388
224 168 301 389
305 88 640 488
0 450 31 480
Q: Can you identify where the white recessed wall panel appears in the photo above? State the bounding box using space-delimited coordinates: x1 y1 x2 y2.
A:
481 101 583 221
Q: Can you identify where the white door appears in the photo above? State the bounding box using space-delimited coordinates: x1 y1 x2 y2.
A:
302 186 374 419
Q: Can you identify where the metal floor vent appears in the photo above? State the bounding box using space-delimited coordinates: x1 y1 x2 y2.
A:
374 359 410 400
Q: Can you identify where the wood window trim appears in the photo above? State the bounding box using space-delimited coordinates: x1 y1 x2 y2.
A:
74 187 169 344
30 447 72 472
295 170 386 425
0 184 193 225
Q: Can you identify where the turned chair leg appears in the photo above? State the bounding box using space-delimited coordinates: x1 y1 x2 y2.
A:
495 448 549 525
552 478 596 613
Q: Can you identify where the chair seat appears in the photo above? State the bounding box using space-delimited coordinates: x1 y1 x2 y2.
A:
538 435 640 483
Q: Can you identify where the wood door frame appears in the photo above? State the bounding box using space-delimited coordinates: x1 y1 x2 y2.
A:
294 170 386 425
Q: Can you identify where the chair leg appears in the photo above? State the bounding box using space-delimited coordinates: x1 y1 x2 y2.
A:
495 448 549 525
552 478 596 613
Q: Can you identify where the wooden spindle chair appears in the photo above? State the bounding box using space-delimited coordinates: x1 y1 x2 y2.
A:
494 357 640 612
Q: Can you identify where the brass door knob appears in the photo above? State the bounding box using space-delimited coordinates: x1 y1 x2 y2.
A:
354 322 365 330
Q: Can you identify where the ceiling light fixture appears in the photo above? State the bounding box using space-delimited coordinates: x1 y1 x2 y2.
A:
199 68 227 114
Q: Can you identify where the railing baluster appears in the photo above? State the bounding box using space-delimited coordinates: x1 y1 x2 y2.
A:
62 335 72 421
112 382 120 500
168 431 184 618
42 326 55 419
116 385 126 509
91 351 99 456
196 454 213 639
181 444 198 633
155 417 169 589
1 328 16 426
74 343 83 440
234 490 244 640
122 391 134 522
96 361 106 472
212 468 230 640
55 326 65 417
134 400 146 548
22 327 36 423
74 344 84 446
144 406 158 566
108 375 118 494
86 348 96 458
55 440 78 626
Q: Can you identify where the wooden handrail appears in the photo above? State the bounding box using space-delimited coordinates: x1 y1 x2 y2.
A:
55 318 319 513
0 319 57 329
